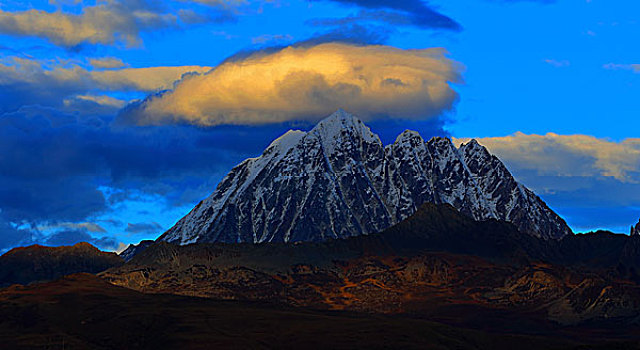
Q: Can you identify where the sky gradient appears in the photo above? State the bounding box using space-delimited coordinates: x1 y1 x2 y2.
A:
0 0 638 253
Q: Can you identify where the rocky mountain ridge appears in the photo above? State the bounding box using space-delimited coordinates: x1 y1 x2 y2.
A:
159 109 571 245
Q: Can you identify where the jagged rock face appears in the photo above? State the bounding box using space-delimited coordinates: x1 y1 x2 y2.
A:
159 110 571 244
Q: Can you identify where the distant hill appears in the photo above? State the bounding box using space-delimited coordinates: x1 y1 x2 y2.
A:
0 242 123 287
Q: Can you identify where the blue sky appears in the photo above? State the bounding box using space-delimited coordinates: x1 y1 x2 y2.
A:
0 0 638 252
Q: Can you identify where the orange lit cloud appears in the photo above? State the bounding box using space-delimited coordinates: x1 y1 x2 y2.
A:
122 43 462 126
0 4 177 47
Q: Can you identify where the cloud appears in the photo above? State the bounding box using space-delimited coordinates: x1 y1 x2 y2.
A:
312 0 461 31
43 229 119 250
88 57 127 69
37 222 107 233
0 105 289 231
603 63 640 72
453 133 640 232
0 1 176 48
119 43 462 126
252 34 294 45
125 222 163 234
64 94 129 111
0 56 210 113
302 23 393 46
92 66 213 91
544 59 570 68
0 0 242 48
0 221 37 254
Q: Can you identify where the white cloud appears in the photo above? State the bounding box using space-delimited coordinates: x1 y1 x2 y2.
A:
603 63 640 72
544 59 570 68
122 43 462 126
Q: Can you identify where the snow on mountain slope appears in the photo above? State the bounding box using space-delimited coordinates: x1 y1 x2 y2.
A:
159 110 571 244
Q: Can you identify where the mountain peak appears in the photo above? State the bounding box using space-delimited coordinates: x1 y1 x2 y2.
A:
312 109 365 131
309 109 380 154
159 111 571 245
460 139 490 157
460 139 482 149
394 130 424 145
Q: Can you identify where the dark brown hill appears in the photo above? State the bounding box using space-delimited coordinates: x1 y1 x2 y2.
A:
0 242 123 287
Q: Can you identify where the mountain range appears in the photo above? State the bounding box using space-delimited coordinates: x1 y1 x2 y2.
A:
158 110 571 246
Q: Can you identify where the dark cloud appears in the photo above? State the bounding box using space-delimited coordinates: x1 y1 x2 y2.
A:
125 222 163 234
300 24 393 46
43 229 119 251
0 220 38 254
219 24 393 66
0 177 107 224
311 0 461 31
0 105 295 227
0 73 91 115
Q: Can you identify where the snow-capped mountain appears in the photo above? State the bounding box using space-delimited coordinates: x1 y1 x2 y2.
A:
159 110 572 245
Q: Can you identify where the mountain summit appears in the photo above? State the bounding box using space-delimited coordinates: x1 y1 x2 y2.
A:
159 110 571 244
